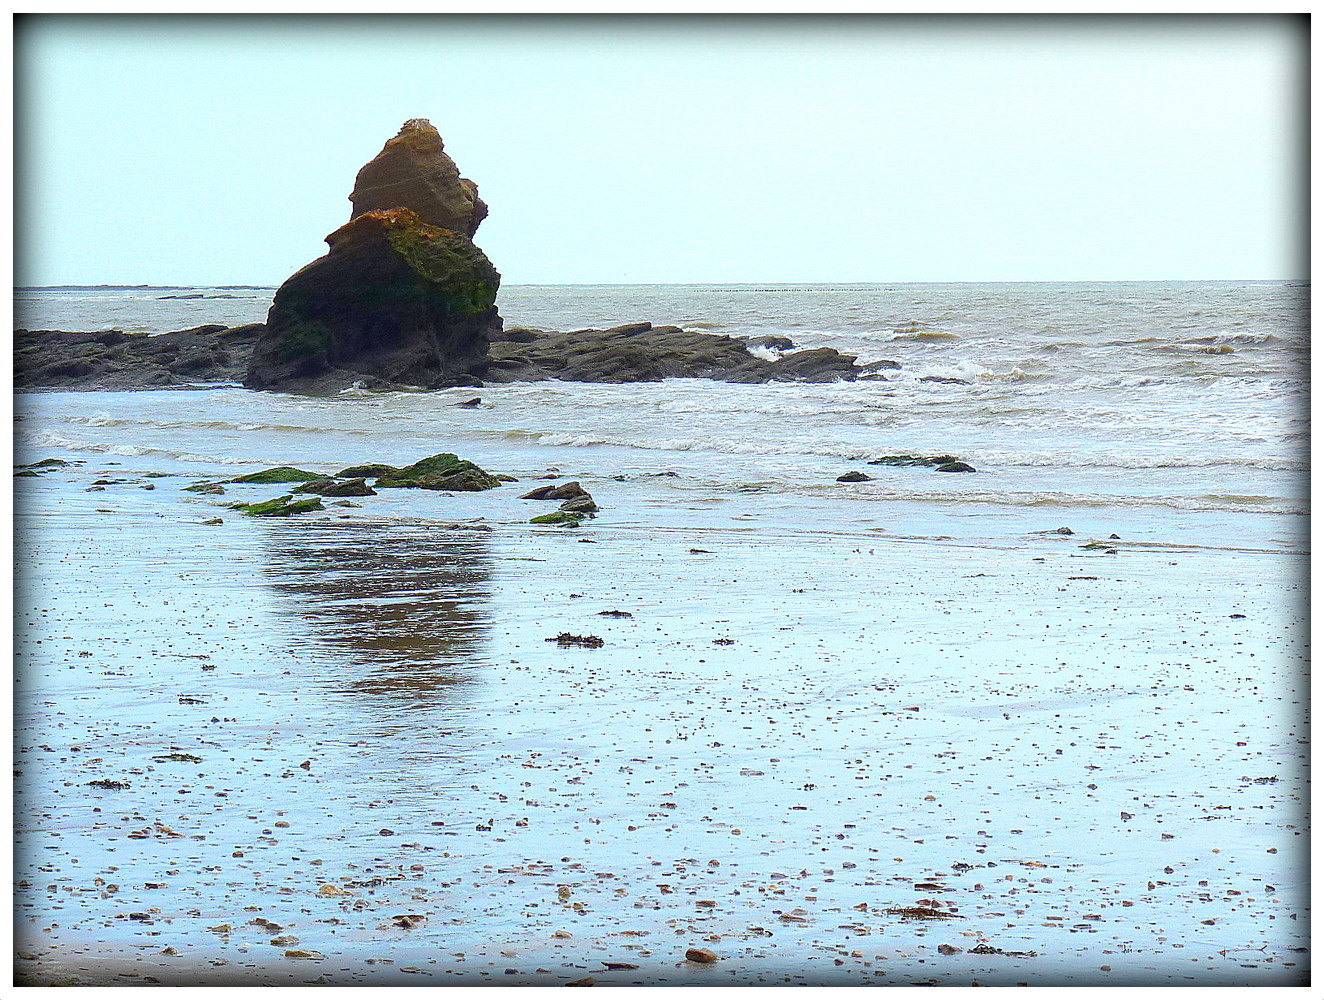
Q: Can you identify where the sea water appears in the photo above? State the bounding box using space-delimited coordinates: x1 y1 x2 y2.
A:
13 281 1310 551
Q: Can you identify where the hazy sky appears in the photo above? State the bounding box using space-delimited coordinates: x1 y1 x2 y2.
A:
15 15 1307 285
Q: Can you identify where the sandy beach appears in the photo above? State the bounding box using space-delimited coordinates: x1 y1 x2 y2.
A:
13 434 1308 986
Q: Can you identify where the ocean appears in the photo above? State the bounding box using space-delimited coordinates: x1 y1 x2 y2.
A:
14 280 1310 548
13 280 1309 985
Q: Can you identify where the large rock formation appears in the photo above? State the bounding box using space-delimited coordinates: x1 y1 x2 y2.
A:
245 208 499 391
349 119 488 238
246 121 501 392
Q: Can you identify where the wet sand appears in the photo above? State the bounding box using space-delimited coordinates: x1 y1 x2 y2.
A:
13 460 1309 986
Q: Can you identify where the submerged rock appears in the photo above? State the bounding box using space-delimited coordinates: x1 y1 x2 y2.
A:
934 461 976 473
868 454 959 468
232 494 326 517
294 477 377 497
530 511 590 527
836 471 872 482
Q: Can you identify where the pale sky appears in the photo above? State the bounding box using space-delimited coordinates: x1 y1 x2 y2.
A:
14 14 1307 285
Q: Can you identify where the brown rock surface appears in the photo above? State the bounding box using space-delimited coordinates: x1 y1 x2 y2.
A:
349 118 489 238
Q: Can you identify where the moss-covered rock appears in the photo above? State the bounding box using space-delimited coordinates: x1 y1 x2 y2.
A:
336 463 400 480
184 481 227 494
233 494 326 517
230 466 322 484
530 510 589 526
375 452 500 491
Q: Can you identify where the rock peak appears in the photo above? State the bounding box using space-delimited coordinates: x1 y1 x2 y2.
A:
349 118 489 238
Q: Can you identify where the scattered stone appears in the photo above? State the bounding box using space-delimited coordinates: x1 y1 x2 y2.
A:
837 471 872 483
937 943 963 955
455 397 482 407
201 518 224 525
884 905 956 920
685 947 718 964
597 610 633 618
919 375 971 385
547 633 605 648
87 779 130 790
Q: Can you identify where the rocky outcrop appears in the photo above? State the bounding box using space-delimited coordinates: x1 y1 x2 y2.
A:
481 322 861 384
14 323 262 391
245 118 502 394
349 119 488 238
244 208 501 392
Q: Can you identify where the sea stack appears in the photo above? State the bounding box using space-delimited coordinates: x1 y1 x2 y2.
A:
245 119 501 392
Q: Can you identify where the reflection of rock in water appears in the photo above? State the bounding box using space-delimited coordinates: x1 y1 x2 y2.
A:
260 521 492 702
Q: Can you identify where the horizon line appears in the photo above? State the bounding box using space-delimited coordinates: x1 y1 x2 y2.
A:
17 277 1307 291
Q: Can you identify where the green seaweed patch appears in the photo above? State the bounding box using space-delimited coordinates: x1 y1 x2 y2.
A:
375 453 500 491
274 319 332 363
530 510 589 527
230 466 323 484
233 494 326 517
384 217 500 315
336 463 400 480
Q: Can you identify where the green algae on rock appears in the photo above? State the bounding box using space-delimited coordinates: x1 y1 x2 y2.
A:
232 495 326 517
245 208 501 393
530 510 590 526
230 466 322 484
335 463 400 480
374 452 500 491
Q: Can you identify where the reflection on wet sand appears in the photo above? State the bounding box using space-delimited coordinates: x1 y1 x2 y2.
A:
259 520 493 703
